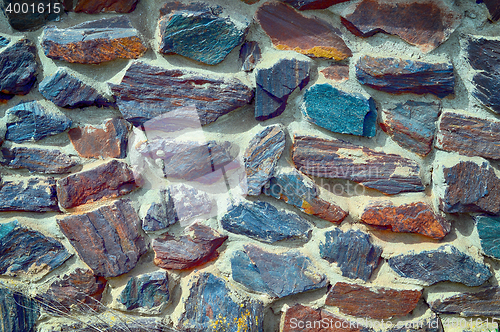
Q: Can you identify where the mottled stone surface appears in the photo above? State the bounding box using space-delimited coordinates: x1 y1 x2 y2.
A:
0 288 39 332
387 314 443 332
256 2 352 60
255 58 311 120
356 55 454 98
2 0 62 31
57 159 138 209
170 184 214 224
388 245 491 286
429 286 500 317
142 188 178 232
41 16 147 64
321 63 349 81
0 36 9 47
153 223 227 270
232 244 327 298
381 101 441 156
0 146 79 174
282 0 349 10
68 118 129 159
320 228 382 281
0 177 59 212
302 84 377 137
240 41 261 71
111 61 253 126
74 0 139 13
475 215 500 259
292 135 424 195
55 319 168 332
120 271 169 313
57 200 147 277
484 0 500 21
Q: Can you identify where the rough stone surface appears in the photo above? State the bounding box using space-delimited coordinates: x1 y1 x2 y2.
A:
387 314 443 332
232 244 327 298
74 0 139 13
1 0 62 31
320 228 382 281
41 16 147 64
292 135 424 195
57 199 147 278
120 271 169 313
429 286 500 317
302 83 377 137
474 215 500 259
321 63 349 81
0 177 59 212
0 146 80 174
256 2 352 60
0 36 9 47
388 245 492 286
240 41 261 71
142 188 178 232
484 0 500 21
356 55 454 98
281 0 349 10
0 288 39 332
111 61 253 126
54 319 168 332
169 184 214 224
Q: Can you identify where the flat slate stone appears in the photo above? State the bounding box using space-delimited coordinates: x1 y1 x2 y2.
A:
281 0 349 10
0 288 39 332
292 135 424 195
41 16 147 64
5 101 72 143
360 202 451 240
240 41 261 71
256 2 352 60
255 58 311 120
111 61 253 126
74 0 139 13
388 245 491 286
0 177 59 212
57 199 147 278
321 63 349 81
56 159 138 209
221 201 313 243
179 272 264 331
152 223 227 270
381 101 441 156
1 0 62 31
120 271 170 313
320 228 382 281
0 146 79 174
302 84 377 137
474 215 500 259
429 286 500 317
142 188 178 232
0 220 71 277
483 0 500 21
231 244 327 298
356 55 454 98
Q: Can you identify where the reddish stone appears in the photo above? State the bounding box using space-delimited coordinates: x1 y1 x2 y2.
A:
74 0 139 13
320 64 349 81
241 0 259 3
282 0 349 10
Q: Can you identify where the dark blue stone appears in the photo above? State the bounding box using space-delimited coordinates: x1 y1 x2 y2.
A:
475 215 500 260
0 146 80 174
120 271 170 313
0 177 59 212
2 0 61 31
0 287 39 332
142 188 178 232
0 36 9 47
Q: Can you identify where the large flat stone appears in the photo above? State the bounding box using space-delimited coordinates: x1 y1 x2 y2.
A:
429 286 500 317
0 288 39 332
281 0 349 10
474 215 500 259
0 177 59 212
120 271 170 314
74 0 139 13
240 41 261 71
2 0 62 31
0 146 79 174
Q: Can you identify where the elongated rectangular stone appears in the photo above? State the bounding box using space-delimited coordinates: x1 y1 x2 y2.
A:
429 286 500 317
0 147 80 174
0 177 59 212
73 0 139 13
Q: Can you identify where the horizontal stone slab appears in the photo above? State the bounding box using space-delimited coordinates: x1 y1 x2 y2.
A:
282 0 349 10
429 286 500 317
0 177 59 212
73 0 139 13
0 146 79 174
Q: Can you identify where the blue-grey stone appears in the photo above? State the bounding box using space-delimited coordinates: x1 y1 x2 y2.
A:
0 177 59 212
0 288 39 332
142 188 178 232
388 245 492 286
0 146 80 174
221 201 313 243
0 36 9 47
320 228 382 281
240 41 261 71
120 271 170 313
475 215 500 260
2 0 61 31
302 84 377 137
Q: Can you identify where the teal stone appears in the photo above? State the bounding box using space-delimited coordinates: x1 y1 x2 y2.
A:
120 271 170 313
475 215 500 259
0 288 39 332
302 83 377 137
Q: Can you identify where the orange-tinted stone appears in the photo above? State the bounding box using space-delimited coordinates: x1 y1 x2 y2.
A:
320 64 349 81
74 0 139 13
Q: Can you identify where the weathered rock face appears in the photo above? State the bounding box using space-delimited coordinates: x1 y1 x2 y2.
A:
474 215 500 259
73 0 139 13
256 2 352 60
41 16 147 64
152 223 227 270
341 0 461 52
321 63 349 81
281 0 349 10
302 84 377 137
0 177 59 212
388 245 491 286
231 244 327 298
0 36 9 47
360 202 451 240
320 228 382 281
0 288 39 332
57 200 147 278
0 147 80 174
429 286 500 317
1 0 62 31
221 201 313 243
483 0 500 21
292 135 424 195
387 314 443 332
111 61 253 126
142 188 178 232
120 271 170 313
169 184 214 224
240 41 261 71
356 55 454 98
54 319 168 332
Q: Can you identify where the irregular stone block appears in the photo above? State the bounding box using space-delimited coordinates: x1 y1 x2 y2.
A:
74 0 139 13
320 228 382 281
360 202 451 240
56 159 138 209
41 16 147 64
0 177 59 212
484 0 500 21
169 184 214 224
221 201 313 243
381 101 441 156
57 200 147 277
302 84 377 137
142 188 178 232
387 314 443 332
0 288 39 332
0 146 79 174
111 61 253 126
474 215 500 259
255 58 311 120
68 118 129 159
240 41 261 71
292 135 424 195
5 101 72 143
232 244 327 298
281 0 349 10
256 2 352 60
0 36 9 47
1 0 62 31
321 63 349 81
429 286 500 317
152 223 227 270
388 245 491 286
120 271 169 313
356 55 454 98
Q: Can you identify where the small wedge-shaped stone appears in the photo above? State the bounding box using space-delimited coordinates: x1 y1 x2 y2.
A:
57 159 138 209
320 228 382 281
142 188 178 232
120 271 170 313
429 286 500 317
388 245 491 286
5 101 72 143
221 201 313 243
57 200 147 277
232 244 327 298
0 177 59 212
244 125 285 194
474 215 500 259
111 61 253 126
0 146 79 174
361 202 451 240
356 55 454 98
74 0 139 13
282 0 349 10
240 41 261 71
483 0 500 21
0 288 39 332
152 223 227 270
292 135 424 195
2 0 61 31
41 16 147 64
302 84 377 137
256 2 352 60
0 220 71 277
326 282 422 319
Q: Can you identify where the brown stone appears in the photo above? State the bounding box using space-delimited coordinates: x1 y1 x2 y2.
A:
256 2 352 60
320 64 349 81
74 0 139 13
241 0 259 3
484 0 500 21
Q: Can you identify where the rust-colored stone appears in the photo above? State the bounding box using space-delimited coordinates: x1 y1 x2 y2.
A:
320 64 349 81
74 0 139 13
